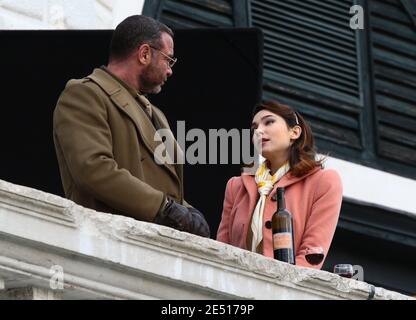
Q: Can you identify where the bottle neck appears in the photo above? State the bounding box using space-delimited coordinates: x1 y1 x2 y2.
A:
277 188 285 211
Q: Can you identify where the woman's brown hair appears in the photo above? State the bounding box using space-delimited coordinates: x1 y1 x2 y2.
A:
252 100 323 177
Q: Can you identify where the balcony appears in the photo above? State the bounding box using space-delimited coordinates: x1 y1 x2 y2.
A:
0 179 412 300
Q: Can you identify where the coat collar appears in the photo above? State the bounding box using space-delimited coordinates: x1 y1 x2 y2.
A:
240 166 322 209
85 68 180 182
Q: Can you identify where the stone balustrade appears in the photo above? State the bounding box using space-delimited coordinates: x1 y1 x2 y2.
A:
0 179 412 300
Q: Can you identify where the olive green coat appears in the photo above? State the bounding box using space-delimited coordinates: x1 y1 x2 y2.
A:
53 68 185 221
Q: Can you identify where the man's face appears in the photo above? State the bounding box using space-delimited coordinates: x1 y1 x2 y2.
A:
140 32 174 94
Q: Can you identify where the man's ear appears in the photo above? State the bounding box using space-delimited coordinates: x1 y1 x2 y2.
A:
138 44 151 65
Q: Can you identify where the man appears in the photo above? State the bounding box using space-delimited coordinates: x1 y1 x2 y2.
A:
53 15 209 237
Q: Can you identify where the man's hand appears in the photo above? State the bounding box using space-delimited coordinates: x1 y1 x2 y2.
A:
154 199 210 237
187 207 210 238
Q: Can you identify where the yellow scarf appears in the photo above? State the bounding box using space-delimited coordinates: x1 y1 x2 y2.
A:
251 160 290 253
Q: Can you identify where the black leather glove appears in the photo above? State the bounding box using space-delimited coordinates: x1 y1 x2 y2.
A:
154 199 210 238
187 207 211 238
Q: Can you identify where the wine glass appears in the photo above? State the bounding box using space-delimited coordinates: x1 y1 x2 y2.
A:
333 264 354 278
305 246 324 265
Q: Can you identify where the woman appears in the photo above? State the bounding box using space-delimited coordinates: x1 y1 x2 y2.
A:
216 101 343 269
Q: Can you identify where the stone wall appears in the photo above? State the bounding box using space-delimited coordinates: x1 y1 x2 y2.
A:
0 179 413 300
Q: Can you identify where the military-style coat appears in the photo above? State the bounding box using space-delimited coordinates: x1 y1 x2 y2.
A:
53 67 184 221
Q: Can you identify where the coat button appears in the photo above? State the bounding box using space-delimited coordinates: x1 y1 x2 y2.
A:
265 220 272 229
271 193 277 201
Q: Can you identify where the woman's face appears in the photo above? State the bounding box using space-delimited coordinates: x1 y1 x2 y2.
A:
251 110 301 159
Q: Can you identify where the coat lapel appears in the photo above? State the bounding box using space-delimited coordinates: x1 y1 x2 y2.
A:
241 174 258 211
240 167 321 205
152 107 185 184
275 166 321 189
240 174 259 247
239 167 322 246
86 68 179 182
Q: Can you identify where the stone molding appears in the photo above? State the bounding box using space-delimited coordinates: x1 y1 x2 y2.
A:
0 179 412 300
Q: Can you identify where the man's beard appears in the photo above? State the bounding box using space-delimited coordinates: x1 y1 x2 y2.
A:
139 65 163 94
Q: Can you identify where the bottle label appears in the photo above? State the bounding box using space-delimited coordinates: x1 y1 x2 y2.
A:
273 232 292 250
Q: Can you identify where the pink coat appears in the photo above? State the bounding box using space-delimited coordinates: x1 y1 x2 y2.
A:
216 167 343 269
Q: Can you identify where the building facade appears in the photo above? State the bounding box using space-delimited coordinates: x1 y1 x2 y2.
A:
0 0 415 296
141 0 416 295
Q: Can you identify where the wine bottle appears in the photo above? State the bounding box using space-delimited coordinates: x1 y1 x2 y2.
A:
272 187 295 264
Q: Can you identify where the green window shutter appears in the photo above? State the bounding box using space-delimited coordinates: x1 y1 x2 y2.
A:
250 0 363 150
370 0 416 166
147 0 235 28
